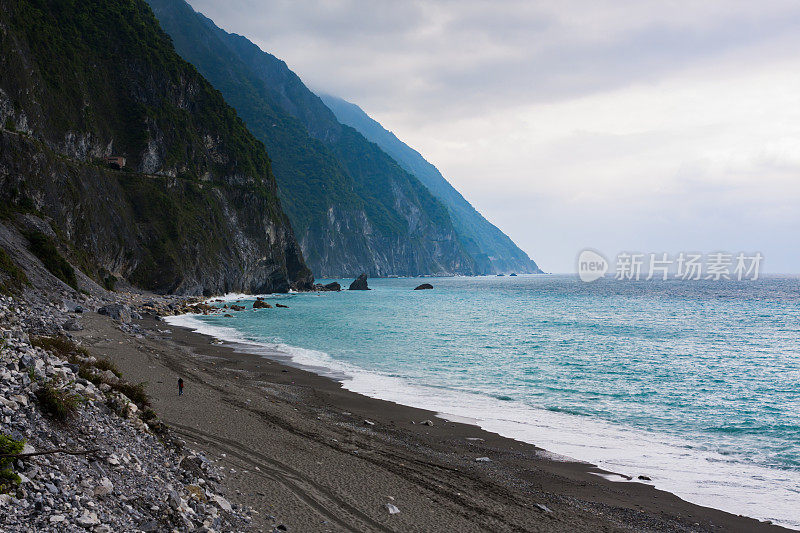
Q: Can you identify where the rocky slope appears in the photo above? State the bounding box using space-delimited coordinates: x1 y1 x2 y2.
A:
0 0 312 295
147 0 477 277
321 94 542 275
0 294 253 532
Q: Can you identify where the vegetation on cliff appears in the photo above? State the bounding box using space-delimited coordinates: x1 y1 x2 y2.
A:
0 0 312 294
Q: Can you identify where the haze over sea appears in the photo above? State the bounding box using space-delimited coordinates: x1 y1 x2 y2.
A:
169 275 800 528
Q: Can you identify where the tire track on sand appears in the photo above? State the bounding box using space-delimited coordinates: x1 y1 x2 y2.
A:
170 422 395 533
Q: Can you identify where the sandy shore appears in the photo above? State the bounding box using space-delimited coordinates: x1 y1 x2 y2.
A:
70 310 790 532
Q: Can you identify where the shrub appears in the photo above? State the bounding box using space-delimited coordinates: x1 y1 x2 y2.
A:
112 381 149 408
30 335 89 361
24 231 78 290
35 379 79 421
0 434 24 493
92 358 121 377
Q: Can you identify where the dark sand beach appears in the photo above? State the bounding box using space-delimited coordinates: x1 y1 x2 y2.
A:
71 311 789 532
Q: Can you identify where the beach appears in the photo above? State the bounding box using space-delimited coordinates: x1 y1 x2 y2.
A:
67 309 789 532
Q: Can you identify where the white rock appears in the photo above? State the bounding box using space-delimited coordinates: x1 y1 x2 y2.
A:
93 477 113 497
475 457 492 462
210 494 232 513
107 454 120 466
385 503 401 514
9 394 27 407
22 443 35 455
49 515 66 523
76 511 100 527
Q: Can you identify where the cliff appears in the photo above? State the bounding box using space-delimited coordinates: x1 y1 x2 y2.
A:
320 94 542 275
0 0 312 295
147 0 477 277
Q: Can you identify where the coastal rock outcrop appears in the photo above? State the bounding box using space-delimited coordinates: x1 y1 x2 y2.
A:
414 283 433 290
315 282 341 292
253 300 272 309
98 304 131 323
349 274 370 291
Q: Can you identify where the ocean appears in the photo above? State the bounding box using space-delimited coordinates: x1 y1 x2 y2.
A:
166 275 800 528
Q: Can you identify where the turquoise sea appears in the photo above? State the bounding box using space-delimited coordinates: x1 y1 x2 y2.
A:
168 275 800 528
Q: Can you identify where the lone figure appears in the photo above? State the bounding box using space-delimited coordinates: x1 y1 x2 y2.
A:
178 377 184 396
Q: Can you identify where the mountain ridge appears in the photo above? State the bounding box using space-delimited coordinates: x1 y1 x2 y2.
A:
320 94 542 275
148 0 478 278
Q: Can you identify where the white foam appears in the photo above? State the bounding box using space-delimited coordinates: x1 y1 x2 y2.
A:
164 313 800 529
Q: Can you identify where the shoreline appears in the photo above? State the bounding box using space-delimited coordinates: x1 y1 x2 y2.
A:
165 305 800 530
68 302 791 532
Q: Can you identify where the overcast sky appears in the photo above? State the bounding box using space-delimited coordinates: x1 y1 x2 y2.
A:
187 0 800 273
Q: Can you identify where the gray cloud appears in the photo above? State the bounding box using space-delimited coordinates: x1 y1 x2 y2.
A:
183 1 800 272
187 1 800 121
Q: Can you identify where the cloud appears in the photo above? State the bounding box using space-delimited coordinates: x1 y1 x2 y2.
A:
185 0 800 272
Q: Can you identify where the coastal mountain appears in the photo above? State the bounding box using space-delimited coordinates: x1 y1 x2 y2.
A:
320 95 542 275
0 0 312 294
147 0 477 278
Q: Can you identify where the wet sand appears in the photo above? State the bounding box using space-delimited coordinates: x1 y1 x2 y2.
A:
72 311 790 532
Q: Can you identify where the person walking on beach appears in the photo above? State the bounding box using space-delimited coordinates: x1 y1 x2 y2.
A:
178 377 184 396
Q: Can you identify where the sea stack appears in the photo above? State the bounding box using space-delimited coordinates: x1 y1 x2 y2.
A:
414 283 433 290
349 273 370 290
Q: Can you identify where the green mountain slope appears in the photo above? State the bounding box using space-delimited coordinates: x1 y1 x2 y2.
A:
0 0 312 294
147 0 477 277
320 95 542 275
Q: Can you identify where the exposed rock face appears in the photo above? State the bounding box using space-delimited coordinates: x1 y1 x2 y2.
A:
148 0 478 278
0 0 312 296
349 274 370 291
98 304 132 323
414 283 434 290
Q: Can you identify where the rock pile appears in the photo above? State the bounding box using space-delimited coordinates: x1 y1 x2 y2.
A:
0 296 252 532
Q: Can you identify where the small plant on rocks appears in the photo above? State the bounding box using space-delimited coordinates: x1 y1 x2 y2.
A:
34 378 80 421
0 433 24 493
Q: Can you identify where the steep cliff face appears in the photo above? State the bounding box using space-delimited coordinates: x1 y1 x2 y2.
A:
147 0 477 277
0 0 312 294
321 95 542 275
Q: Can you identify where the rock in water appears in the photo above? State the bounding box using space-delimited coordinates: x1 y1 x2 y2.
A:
317 282 341 291
252 300 272 309
349 273 370 290
414 283 433 290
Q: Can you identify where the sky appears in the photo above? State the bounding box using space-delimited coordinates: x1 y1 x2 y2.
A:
187 0 800 273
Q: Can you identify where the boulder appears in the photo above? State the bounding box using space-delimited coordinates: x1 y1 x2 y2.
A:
316 282 341 291
275 303 288 308
62 319 84 331
349 274 370 291
98 304 131 323
414 283 433 290
252 300 272 309
94 477 113 497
